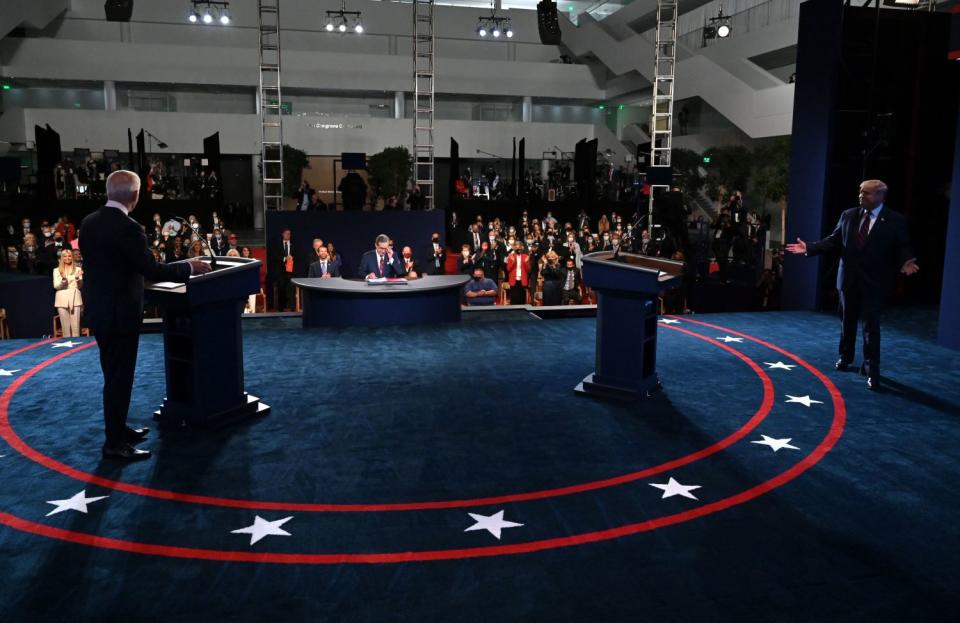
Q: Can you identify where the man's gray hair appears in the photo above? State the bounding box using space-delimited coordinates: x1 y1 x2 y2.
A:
106 170 141 203
375 234 390 245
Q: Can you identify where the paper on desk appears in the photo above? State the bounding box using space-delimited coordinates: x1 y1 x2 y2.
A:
151 281 182 289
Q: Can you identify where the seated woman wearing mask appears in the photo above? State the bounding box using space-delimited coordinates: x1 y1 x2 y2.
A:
53 248 84 337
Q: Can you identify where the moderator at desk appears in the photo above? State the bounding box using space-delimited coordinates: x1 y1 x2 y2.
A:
293 275 471 328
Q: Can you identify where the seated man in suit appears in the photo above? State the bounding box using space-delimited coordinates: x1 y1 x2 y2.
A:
358 233 404 279
400 246 420 279
463 267 497 306
308 245 340 278
80 170 211 461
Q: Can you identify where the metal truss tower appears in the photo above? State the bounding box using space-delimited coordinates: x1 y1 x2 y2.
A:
647 0 678 226
258 0 284 212
413 0 435 210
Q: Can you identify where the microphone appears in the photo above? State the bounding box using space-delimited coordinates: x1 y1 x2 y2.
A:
176 217 217 269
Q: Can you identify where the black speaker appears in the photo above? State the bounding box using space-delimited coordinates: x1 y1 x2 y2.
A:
104 0 134 22
537 0 562 46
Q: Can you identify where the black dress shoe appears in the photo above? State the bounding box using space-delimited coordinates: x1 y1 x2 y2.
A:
126 427 150 443
866 376 878 391
835 359 851 371
102 444 151 461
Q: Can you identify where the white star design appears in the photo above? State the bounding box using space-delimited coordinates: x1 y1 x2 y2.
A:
0 369 21 376
464 510 524 540
231 515 294 545
763 361 796 371
51 341 81 349
650 477 701 500
751 435 800 452
785 395 824 407
45 490 109 516
716 336 744 343
658 318 680 324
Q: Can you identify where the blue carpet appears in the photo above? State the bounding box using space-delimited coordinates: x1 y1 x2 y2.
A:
0 309 957 622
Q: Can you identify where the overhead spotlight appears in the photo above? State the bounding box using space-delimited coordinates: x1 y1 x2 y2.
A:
506 28 513 38
189 1 231 26
325 1 363 35
717 23 730 38
492 27 500 37
202 10 213 23
478 26 487 37
703 7 732 44
188 11 198 23
475 5 510 42
219 11 230 25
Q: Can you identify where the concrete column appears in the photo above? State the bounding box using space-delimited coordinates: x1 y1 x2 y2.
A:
522 96 533 123
103 80 117 111
394 91 405 120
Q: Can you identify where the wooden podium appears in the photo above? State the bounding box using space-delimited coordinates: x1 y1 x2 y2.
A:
145 256 269 428
575 251 684 400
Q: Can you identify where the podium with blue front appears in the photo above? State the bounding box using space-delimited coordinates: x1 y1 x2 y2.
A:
575 251 684 400
145 256 269 428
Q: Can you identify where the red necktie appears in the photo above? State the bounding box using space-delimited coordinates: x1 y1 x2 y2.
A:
856 210 870 249
379 255 385 276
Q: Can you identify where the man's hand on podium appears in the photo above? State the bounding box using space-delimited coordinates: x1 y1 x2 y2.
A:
189 259 213 275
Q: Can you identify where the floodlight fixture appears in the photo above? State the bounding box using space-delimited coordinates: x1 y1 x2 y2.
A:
476 0 512 41
188 1 231 26
325 0 363 35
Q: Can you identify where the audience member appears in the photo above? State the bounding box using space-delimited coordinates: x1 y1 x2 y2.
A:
506 242 531 305
53 248 84 336
424 233 446 275
560 256 582 305
308 246 340 278
464 267 497 305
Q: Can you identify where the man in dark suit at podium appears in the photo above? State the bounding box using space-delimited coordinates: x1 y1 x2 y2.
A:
80 170 211 460
786 179 918 390
358 234 404 279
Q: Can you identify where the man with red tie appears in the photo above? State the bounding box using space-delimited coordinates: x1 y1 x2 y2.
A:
506 241 532 305
358 233 404 279
786 179 918 390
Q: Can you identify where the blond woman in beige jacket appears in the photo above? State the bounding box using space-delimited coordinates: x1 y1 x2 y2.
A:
53 249 84 336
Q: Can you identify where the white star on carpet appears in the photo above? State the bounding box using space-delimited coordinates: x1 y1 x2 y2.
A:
763 361 796 371
716 336 744 343
231 515 293 545
0 369 20 376
51 341 81 349
464 510 524 540
45 490 109 516
785 395 824 407
650 477 701 500
751 435 800 452
658 318 680 324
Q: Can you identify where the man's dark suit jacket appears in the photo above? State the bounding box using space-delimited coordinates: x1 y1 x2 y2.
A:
308 259 341 278
423 244 446 275
806 206 913 301
79 206 192 334
358 250 404 278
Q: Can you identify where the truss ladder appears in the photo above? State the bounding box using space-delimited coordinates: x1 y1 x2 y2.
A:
647 0 678 227
413 0 435 210
259 0 284 212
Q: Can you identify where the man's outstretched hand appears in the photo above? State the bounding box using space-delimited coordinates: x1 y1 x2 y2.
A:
785 238 807 255
900 258 919 276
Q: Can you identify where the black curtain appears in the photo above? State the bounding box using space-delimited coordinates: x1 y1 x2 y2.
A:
127 128 134 171
203 132 222 178
449 138 460 208
34 124 61 201
135 129 146 180
518 138 526 196
511 137 517 198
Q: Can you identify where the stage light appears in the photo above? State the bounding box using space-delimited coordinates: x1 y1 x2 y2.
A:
717 23 730 38
505 28 513 38
476 2 510 41
188 11 198 23
325 1 363 35
220 12 230 25
478 26 487 37
703 7 731 44
492 27 501 37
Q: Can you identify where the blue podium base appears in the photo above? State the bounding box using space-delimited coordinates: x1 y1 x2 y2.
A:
154 393 270 429
574 373 662 401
